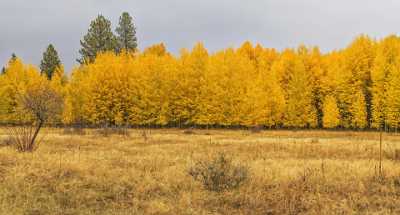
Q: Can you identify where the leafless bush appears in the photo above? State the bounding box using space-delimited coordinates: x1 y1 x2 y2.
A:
7 125 46 152
188 153 249 192
7 83 63 152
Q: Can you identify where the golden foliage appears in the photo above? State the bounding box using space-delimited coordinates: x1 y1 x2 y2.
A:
5 35 400 129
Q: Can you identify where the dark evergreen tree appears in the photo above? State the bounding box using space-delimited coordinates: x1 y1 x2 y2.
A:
116 12 137 53
2 53 17 74
40 44 62 80
10 53 17 62
78 15 117 64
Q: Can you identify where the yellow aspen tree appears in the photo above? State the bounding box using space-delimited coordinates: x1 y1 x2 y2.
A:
50 66 67 94
195 50 227 126
246 68 285 127
321 51 345 128
322 95 340 128
350 91 368 129
329 52 355 128
371 50 388 128
75 52 135 126
143 43 169 56
63 67 89 125
343 35 376 128
128 51 173 126
164 50 191 126
237 41 257 67
0 59 44 123
273 49 297 93
173 43 208 127
48 66 67 124
299 46 325 127
385 59 400 129
243 45 283 127
272 49 316 128
286 58 317 128
233 45 258 126
371 35 400 128
195 49 238 126
255 47 279 72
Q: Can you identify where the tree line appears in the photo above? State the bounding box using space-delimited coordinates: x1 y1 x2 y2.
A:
1 13 400 130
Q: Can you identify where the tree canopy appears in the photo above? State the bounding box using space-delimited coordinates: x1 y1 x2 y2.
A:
116 12 137 53
40 44 62 80
78 15 118 64
4 34 400 130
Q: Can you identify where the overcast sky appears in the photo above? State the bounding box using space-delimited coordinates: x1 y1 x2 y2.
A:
1 0 400 72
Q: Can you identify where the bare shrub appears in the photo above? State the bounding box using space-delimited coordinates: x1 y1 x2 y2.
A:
7 82 63 152
8 125 45 152
188 153 249 192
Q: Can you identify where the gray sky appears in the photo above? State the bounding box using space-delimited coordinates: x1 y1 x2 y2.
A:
1 0 400 72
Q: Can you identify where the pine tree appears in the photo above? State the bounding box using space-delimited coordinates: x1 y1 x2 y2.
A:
1 53 18 75
116 12 137 53
78 15 118 64
10 53 17 62
40 44 62 80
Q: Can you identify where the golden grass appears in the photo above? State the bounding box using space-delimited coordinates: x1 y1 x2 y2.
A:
1 129 400 214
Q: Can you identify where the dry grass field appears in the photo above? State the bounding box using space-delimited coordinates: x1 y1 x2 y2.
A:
1 129 400 214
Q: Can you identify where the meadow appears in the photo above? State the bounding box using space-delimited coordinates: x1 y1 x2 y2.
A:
1 129 400 215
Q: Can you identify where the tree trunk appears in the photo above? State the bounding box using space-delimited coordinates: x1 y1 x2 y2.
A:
30 120 43 151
